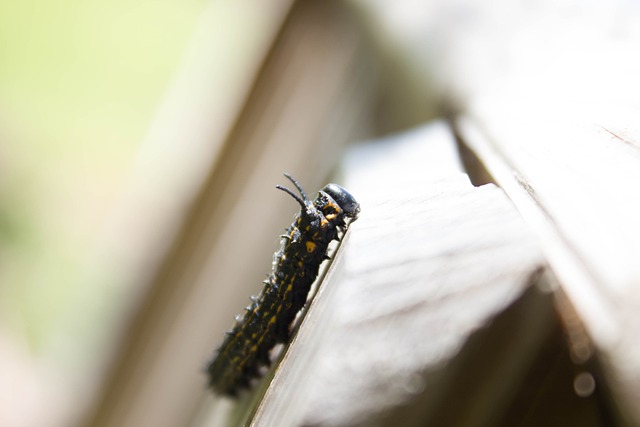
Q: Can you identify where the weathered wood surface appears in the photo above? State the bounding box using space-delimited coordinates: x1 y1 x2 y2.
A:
450 6 640 421
456 107 640 426
350 1 640 423
247 122 546 426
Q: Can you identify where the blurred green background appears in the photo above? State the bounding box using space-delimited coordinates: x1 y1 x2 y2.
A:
0 0 205 379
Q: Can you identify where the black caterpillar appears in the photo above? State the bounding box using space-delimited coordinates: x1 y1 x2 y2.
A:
206 173 360 397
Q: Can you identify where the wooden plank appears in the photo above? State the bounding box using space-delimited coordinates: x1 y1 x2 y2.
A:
451 15 640 419
348 0 640 423
248 122 546 426
456 107 640 426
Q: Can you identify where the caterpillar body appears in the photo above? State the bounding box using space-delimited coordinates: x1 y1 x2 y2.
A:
206 174 360 396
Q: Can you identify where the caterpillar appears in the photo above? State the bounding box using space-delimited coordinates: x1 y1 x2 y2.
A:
206 173 360 397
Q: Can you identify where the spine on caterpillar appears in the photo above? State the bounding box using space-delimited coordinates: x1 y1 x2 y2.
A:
206 174 359 397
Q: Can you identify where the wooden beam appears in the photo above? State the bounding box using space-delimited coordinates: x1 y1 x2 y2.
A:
456 106 640 426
